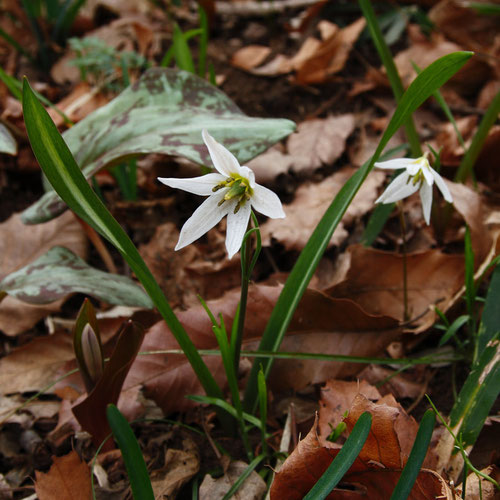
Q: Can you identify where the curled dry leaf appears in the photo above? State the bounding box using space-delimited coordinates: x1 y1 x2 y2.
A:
261 168 386 251
270 394 450 500
34 450 91 500
0 212 87 336
287 115 355 174
125 284 400 414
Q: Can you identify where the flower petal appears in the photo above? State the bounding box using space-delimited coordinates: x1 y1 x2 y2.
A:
158 173 226 196
175 191 229 250
421 164 435 186
226 201 251 259
374 158 413 170
419 181 433 225
432 171 453 203
251 184 286 219
202 129 242 177
376 172 418 204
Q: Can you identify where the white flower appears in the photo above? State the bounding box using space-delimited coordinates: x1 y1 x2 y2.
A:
158 130 285 259
375 154 453 225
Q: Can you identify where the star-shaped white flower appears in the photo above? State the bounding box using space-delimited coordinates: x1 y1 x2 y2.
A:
375 155 453 225
158 130 285 259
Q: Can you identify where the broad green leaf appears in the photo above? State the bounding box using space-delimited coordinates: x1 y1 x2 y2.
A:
244 50 473 413
22 77 224 407
22 67 295 223
0 246 153 307
106 404 155 500
0 123 17 155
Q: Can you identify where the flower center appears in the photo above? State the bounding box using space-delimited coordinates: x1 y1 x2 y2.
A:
213 174 253 213
407 156 431 187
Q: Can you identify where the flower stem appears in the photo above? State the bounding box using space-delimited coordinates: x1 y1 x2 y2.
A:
231 212 261 375
397 202 409 321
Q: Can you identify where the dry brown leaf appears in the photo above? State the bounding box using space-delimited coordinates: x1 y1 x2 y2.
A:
231 45 272 71
125 285 399 414
429 0 500 58
318 380 381 441
474 126 500 192
247 144 294 183
151 436 200 499
261 168 386 251
287 115 355 174
295 17 366 84
270 395 451 500
34 451 92 500
199 460 267 500
433 115 477 166
394 26 490 95
0 211 87 336
326 244 464 332
457 466 500 500
47 82 110 127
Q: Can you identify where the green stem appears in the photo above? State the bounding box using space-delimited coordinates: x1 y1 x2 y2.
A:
231 212 261 374
359 0 422 157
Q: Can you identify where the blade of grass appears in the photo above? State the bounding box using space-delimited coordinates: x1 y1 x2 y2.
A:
390 409 435 500
22 78 224 403
106 404 154 500
359 0 422 157
173 23 196 73
243 51 473 413
0 28 35 62
303 412 372 499
198 5 209 78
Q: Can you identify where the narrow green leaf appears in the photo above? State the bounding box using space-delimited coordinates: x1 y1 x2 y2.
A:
0 246 153 307
173 23 195 73
477 264 500 357
106 404 155 500
244 51 473 413
22 78 224 404
303 412 372 500
438 314 469 347
390 409 435 500
449 333 500 447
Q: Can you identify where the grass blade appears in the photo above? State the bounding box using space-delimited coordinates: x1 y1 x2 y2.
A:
303 412 372 500
390 409 435 500
243 51 473 413
106 404 154 500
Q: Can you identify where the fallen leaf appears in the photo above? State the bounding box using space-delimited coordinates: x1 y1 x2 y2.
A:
394 26 490 95
231 45 272 71
286 115 355 174
261 168 386 251
151 436 200 498
34 450 92 500
326 244 465 332
199 460 267 500
295 18 366 84
457 465 500 500
0 211 87 335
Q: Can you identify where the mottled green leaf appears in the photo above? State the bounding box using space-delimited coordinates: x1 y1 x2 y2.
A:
21 67 296 223
0 123 17 155
0 246 153 308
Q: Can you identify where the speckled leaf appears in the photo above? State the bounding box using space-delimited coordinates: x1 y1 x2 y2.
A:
0 246 153 307
0 123 17 155
21 67 295 224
